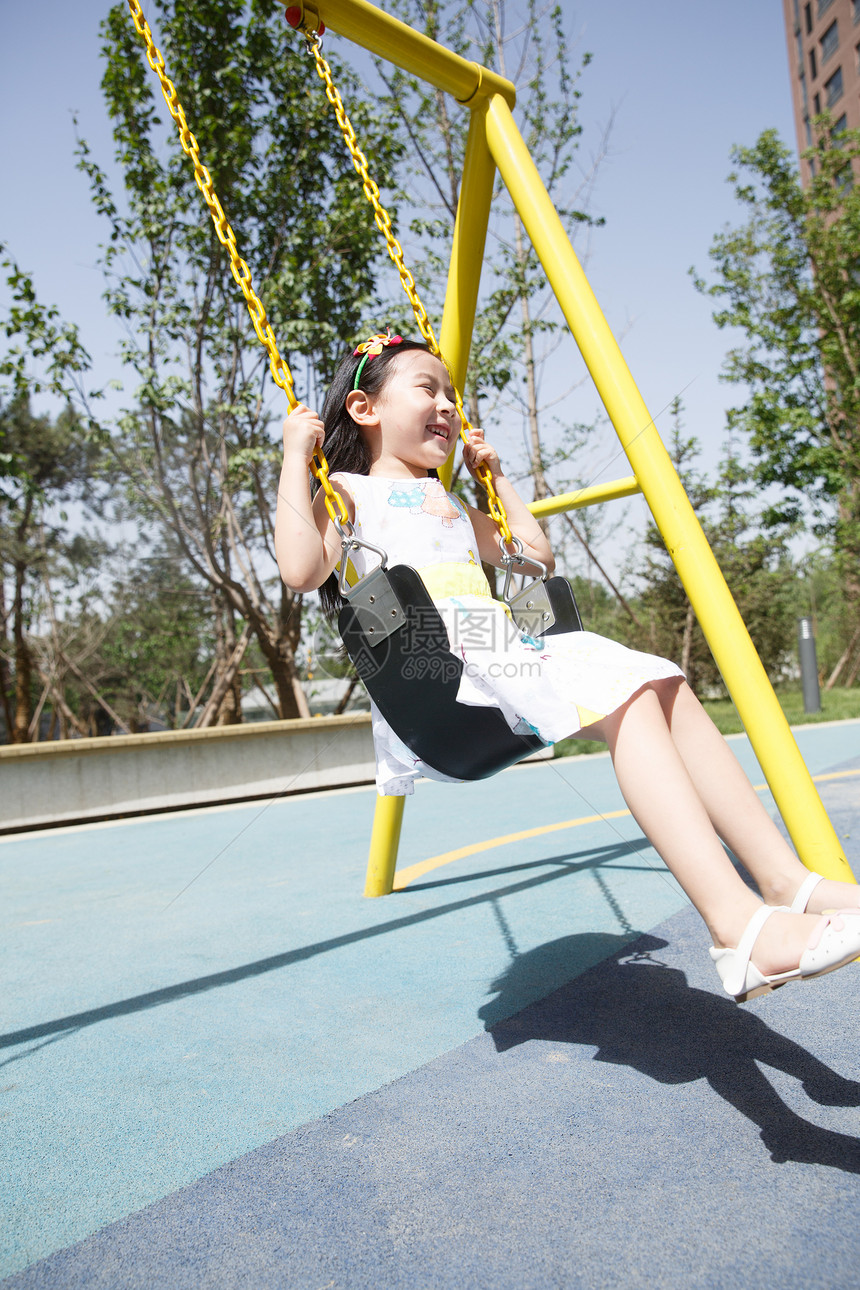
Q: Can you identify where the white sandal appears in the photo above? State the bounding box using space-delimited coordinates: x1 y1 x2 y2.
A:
788 870 860 914
789 871 825 913
710 904 860 1003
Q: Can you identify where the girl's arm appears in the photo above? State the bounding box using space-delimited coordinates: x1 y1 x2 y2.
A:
275 404 354 592
461 429 555 574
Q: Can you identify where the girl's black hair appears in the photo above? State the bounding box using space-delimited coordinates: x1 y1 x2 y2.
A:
316 337 436 620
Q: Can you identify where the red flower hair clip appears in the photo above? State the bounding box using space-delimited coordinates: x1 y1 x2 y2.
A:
352 329 403 389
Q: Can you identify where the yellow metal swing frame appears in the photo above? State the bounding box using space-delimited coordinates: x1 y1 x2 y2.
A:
129 0 854 896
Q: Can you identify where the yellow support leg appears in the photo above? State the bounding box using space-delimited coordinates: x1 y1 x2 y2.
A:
362 106 497 896
439 100 496 489
364 795 405 897
484 92 853 883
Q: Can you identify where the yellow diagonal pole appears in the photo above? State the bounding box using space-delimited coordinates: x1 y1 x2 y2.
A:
482 91 852 882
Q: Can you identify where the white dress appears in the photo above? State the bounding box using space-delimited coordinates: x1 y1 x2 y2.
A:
334 473 683 796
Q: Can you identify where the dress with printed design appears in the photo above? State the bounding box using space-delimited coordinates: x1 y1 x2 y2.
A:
333 472 683 796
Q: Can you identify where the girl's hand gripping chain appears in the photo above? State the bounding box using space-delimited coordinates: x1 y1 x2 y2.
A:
276 403 349 594
283 402 326 467
462 428 503 483
462 429 555 575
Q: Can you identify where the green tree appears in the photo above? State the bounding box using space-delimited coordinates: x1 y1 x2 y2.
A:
83 551 215 732
0 246 93 418
634 402 796 695
709 434 798 689
0 398 100 741
634 401 717 691
694 124 860 679
468 0 601 521
795 545 860 688
0 253 100 743
80 0 403 720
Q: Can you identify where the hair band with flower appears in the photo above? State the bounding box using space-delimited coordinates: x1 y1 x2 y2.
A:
352 330 403 390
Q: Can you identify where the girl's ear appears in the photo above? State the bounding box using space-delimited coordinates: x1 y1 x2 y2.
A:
344 389 380 428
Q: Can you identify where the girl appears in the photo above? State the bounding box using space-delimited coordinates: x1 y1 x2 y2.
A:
276 333 860 1003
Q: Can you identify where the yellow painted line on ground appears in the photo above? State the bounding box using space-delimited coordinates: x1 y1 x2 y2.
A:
393 767 860 891
393 809 632 889
751 768 860 793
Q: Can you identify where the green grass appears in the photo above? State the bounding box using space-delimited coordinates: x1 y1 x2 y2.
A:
700 685 860 735
554 686 860 757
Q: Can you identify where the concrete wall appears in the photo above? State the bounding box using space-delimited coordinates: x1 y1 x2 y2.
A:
0 714 376 832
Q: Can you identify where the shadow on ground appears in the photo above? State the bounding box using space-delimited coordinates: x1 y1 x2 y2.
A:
482 932 860 1173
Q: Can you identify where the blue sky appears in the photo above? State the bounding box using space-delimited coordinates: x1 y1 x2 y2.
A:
1 2 797 516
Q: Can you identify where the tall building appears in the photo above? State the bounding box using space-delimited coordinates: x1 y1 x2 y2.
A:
782 0 860 182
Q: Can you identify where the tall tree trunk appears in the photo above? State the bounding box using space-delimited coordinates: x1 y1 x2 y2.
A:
681 601 696 680
844 645 860 688
825 621 860 690
36 667 89 737
11 559 33 743
0 577 14 740
195 624 252 728
263 583 311 719
214 594 243 726
59 651 131 735
834 483 860 684
334 675 360 715
27 681 51 743
561 514 643 626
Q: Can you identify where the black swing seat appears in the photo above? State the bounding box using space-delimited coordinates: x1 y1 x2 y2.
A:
338 563 583 782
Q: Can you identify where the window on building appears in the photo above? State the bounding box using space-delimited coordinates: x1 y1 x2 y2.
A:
793 0 800 23
832 112 848 148
836 164 854 191
805 115 813 145
809 155 817 177
826 66 844 105
821 19 839 60
854 0 860 24
810 46 818 79
818 0 836 16
806 2 814 31
856 40 860 71
814 91 822 114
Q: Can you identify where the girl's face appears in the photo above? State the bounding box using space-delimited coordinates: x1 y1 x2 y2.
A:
363 349 460 477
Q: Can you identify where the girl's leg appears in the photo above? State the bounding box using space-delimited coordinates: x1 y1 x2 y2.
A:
588 685 828 977
652 679 859 913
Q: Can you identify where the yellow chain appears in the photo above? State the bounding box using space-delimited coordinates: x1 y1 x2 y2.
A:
307 37 514 544
125 0 350 530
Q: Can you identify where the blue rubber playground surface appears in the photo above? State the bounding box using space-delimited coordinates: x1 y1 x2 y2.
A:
3 720 860 1288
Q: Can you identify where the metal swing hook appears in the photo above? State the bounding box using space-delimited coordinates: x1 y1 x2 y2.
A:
336 522 389 598
499 535 548 603
336 529 410 646
499 535 556 637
